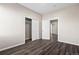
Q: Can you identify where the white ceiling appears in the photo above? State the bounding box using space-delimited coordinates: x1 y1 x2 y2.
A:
20 3 77 15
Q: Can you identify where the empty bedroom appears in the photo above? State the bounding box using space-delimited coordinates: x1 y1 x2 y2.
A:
0 3 79 55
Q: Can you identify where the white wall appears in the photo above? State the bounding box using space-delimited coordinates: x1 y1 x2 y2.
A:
0 3 41 51
42 4 79 45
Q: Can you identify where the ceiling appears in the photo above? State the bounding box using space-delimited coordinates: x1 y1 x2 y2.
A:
20 3 77 15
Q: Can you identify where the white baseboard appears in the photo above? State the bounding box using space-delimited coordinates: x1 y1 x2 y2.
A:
42 39 50 40
0 42 24 51
58 40 79 46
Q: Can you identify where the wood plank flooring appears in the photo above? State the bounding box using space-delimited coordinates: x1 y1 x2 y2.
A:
0 40 79 55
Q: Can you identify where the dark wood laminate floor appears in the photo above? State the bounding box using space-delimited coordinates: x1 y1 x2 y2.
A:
0 40 79 55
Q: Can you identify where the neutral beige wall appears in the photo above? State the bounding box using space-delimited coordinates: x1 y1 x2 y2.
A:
0 3 41 51
42 4 79 45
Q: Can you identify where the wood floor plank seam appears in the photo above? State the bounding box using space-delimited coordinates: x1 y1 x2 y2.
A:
0 40 79 55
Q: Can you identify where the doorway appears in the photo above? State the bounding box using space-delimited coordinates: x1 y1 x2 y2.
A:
50 20 58 42
25 18 32 43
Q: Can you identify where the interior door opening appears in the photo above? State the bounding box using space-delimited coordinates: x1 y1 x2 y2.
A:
25 17 32 43
50 20 58 42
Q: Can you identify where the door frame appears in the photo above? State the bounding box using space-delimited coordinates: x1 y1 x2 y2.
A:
25 17 32 42
50 19 58 40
